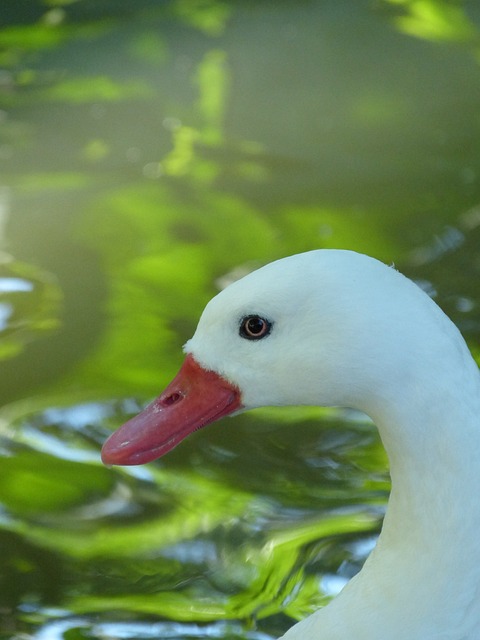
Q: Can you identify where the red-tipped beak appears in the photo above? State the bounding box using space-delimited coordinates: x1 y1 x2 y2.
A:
101 354 242 466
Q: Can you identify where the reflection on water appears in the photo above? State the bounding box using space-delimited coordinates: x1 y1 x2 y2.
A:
2 402 386 639
32 619 276 640
0 258 61 360
2 0 480 638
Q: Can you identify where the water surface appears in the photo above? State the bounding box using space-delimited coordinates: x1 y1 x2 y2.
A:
1 1 480 638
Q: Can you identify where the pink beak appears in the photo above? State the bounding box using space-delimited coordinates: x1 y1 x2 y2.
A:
101 354 242 466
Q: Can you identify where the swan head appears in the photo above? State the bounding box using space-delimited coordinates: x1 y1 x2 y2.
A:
187 250 450 410
101 249 452 465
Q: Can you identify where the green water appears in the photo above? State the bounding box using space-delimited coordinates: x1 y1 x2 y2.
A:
1 1 480 638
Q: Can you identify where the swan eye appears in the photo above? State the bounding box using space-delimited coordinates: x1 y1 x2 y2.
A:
239 315 272 340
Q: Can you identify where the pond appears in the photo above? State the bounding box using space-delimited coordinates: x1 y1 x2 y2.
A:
1 0 480 638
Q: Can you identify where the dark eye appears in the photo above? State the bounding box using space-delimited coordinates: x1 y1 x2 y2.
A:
239 315 272 340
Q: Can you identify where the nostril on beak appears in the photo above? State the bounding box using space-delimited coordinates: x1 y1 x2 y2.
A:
161 391 183 407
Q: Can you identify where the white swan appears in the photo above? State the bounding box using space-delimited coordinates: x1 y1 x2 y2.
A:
102 249 480 639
